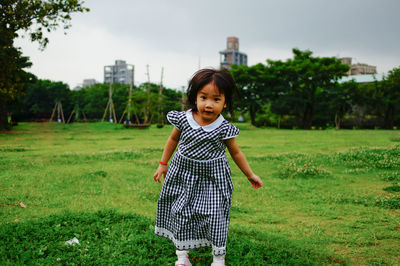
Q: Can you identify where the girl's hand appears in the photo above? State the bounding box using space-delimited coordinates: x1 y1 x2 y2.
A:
247 174 263 189
153 164 168 183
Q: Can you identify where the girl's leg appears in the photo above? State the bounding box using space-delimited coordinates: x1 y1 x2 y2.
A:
175 250 191 266
211 253 225 265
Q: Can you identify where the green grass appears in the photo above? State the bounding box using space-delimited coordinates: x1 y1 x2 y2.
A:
1 122 400 265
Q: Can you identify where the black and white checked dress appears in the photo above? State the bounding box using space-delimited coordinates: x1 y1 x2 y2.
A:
155 110 239 256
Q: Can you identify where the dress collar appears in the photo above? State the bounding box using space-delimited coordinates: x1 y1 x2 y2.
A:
186 109 225 132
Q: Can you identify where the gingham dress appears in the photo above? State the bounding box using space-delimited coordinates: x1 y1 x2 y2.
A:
155 110 239 256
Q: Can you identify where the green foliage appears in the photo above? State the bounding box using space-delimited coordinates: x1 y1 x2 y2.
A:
230 63 271 125
12 79 72 120
267 49 349 129
278 155 331 179
0 0 89 129
378 171 400 182
1 0 89 49
383 185 400 193
12 80 182 122
331 145 400 170
230 49 349 128
352 68 400 129
253 103 280 127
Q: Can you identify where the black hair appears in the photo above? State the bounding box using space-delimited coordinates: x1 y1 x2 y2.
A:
186 68 240 112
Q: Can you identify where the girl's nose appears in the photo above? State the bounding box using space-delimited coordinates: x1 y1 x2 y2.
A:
205 101 213 108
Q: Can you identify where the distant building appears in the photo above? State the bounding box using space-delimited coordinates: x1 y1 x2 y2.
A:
340 57 377 75
72 85 82 91
104 60 134 84
339 73 383 84
219 37 247 70
82 79 97 88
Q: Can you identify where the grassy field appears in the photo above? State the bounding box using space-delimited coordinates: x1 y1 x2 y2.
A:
1 122 399 265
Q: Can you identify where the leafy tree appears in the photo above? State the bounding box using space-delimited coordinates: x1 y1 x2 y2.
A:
230 63 271 125
356 68 400 129
0 0 89 130
324 80 358 129
14 79 71 120
268 49 349 129
382 68 400 129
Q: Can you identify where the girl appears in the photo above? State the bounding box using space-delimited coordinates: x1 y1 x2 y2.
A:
153 69 262 266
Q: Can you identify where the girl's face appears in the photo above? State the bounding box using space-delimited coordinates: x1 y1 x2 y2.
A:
195 82 226 122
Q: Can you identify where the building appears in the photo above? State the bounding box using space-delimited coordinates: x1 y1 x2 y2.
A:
72 85 82 91
104 60 134 84
339 73 383 84
340 57 377 75
219 37 247 70
82 79 97 88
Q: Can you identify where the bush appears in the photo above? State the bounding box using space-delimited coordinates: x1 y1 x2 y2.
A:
278 156 331 179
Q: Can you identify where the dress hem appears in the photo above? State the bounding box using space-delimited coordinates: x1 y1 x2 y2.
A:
154 226 226 255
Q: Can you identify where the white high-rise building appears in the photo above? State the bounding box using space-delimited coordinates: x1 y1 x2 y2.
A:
104 60 134 84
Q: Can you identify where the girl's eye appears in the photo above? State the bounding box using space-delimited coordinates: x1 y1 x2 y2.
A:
200 96 206 100
215 98 220 102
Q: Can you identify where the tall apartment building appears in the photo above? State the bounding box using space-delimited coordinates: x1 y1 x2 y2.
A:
219 37 247 70
340 57 377 75
104 60 134 84
82 79 97 88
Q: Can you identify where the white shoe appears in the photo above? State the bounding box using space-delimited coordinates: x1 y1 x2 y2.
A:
211 255 225 266
175 254 192 266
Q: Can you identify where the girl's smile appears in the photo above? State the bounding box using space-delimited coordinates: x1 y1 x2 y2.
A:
193 82 226 126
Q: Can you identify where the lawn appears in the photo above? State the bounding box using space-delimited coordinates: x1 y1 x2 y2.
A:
1 122 399 265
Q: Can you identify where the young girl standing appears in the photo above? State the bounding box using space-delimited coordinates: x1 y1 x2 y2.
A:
153 69 262 266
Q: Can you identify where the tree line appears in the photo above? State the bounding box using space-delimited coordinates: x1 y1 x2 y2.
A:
9 48 400 130
230 49 400 129
10 79 183 124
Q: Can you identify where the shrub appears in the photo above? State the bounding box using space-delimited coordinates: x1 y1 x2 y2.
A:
278 157 331 179
331 146 400 170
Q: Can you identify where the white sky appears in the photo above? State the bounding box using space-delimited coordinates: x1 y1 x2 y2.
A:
15 0 400 90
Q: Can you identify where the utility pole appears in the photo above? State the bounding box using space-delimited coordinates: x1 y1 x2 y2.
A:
102 67 117 123
158 67 164 125
144 64 151 124
127 65 134 123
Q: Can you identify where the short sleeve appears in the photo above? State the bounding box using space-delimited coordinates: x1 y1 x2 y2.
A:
166 111 184 131
222 123 239 140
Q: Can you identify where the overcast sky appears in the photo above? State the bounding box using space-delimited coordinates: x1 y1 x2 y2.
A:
15 0 400 90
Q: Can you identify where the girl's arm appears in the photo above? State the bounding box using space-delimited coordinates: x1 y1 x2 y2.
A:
153 127 181 183
224 137 263 189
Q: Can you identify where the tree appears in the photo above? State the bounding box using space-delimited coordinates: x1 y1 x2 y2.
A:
324 80 358 129
0 0 89 130
268 49 349 129
382 68 400 129
357 68 400 129
230 63 271 125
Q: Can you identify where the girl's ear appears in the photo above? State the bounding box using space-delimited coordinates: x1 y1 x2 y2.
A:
224 103 227 108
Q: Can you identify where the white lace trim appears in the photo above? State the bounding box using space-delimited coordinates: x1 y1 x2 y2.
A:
155 226 226 255
222 134 239 140
186 109 225 132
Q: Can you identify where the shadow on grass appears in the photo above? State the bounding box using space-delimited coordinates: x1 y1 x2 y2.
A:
0 210 345 265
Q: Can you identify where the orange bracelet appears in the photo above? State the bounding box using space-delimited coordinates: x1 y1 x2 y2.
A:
159 161 168 165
